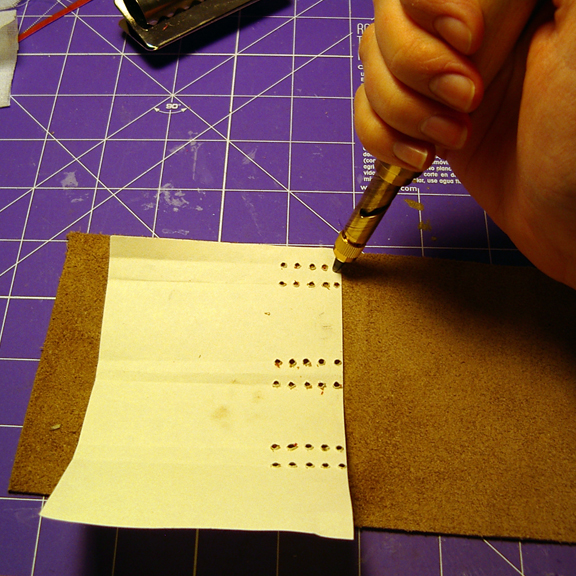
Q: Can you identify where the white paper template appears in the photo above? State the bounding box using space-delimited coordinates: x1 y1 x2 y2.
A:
0 9 17 108
41 236 354 539
0 0 20 9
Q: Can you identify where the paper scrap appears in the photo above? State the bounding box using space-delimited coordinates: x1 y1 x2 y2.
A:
0 0 19 9
0 9 17 108
41 237 354 540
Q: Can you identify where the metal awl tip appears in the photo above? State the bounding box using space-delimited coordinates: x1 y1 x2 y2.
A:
332 259 345 274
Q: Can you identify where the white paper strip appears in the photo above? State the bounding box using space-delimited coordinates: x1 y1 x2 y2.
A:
0 0 19 10
0 9 18 108
41 237 354 540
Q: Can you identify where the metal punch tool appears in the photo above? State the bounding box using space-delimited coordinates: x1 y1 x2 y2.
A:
115 0 261 50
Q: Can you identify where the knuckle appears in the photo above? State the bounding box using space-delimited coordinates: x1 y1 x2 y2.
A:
386 31 425 77
386 33 462 88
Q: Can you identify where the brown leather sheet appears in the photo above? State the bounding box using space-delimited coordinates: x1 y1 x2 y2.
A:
10 233 576 542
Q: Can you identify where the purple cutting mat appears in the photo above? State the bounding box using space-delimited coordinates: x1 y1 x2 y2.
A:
1 0 574 574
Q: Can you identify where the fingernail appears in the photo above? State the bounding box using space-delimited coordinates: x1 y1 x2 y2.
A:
434 16 472 54
392 142 429 171
420 115 467 149
429 74 475 112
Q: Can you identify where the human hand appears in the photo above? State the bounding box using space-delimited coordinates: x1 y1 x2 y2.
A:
356 0 576 289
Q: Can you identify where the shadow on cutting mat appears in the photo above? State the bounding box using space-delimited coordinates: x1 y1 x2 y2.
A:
41 526 358 576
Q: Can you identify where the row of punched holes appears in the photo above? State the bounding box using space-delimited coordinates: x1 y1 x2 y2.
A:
271 443 346 467
272 380 342 389
274 358 342 368
271 443 344 452
280 262 330 271
279 262 339 288
270 443 346 470
279 280 340 288
271 462 346 469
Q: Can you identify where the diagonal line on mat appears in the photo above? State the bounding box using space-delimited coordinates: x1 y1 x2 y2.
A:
0 102 158 256
0 190 36 217
149 32 353 231
70 0 328 103
169 30 352 179
0 189 153 279
289 194 339 233
18 0 70 31
174 0 328 95
294 0 329 19
56 0 344 168
0 5 79 349
13 13 346 198
482 540 524 575
85 30 129 234
60 14 175 96
0 163 336 281
18 0 95 43
8 26 349 257
32 27 353 206
1 1 349 279
113 53 174 96
9 94 172 208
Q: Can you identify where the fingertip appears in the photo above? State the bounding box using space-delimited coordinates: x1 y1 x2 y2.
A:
354 87 435 172
392 141 434 172
429 73 477 113
434 16 473 54
358 22 375 60
399 0 484 55
419 114 469 150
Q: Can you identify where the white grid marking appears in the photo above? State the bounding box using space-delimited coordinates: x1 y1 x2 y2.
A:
483 539 525 575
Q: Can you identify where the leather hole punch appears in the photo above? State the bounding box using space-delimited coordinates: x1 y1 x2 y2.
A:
115 0 262 50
